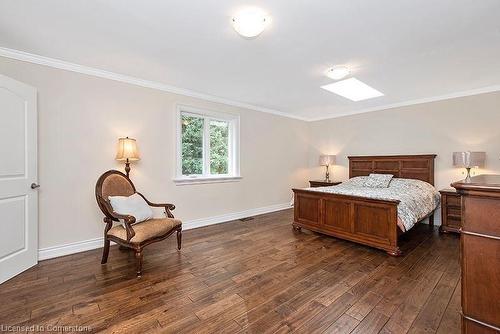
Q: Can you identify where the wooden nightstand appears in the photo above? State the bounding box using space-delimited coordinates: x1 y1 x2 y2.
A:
439 188 462 234
309 180 342 188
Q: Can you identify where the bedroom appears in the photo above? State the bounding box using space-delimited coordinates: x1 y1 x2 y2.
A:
0 1 499 333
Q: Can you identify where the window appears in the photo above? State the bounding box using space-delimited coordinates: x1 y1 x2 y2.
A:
175 105 240 184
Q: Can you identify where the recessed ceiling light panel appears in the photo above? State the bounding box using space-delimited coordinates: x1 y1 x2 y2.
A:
321 78 384 101
325 66 350 80
232 8 269 38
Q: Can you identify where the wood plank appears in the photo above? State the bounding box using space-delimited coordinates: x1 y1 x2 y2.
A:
324 314 361 334
0 209 460 334
436 279 461 334
350 309 390 334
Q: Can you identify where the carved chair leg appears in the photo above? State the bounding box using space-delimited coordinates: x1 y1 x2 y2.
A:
177 229 182 250
135 250 143 278
428 214 434 228
101 239 110 264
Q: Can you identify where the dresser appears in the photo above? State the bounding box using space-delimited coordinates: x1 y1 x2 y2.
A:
439 188 462 234
452 175 500 333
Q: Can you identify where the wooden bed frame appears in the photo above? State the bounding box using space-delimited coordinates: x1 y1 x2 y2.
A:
292 154 437 256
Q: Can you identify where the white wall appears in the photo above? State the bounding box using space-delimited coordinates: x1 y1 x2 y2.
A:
2 54 499 253
0 56 310 250
308 91 500 190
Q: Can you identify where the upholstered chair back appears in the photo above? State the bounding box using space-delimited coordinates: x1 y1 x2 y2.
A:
95 170 136 221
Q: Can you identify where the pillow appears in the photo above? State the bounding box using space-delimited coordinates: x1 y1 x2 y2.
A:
363 173 394 188
108 193 153 225
343 176 369 187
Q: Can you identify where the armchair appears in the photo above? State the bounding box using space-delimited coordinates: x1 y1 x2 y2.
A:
95 170 182 277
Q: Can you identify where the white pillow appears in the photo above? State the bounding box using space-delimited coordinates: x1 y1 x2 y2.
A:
108 193 153 225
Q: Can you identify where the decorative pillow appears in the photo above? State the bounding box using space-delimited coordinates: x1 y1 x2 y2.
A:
108 193 153 225
363 173 394 188
343 176 369 187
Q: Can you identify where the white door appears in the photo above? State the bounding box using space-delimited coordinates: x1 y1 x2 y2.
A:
0 74 38 284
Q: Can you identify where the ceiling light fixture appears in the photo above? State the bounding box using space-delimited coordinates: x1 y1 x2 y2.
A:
325 66 350 80
232 8 269 38
321 78 384 101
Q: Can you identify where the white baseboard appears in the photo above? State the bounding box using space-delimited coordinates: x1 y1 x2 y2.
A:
38 237 106 261
182 202 290 230
37 202 291 261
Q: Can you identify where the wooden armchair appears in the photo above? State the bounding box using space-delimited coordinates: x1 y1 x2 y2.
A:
95 170 182 277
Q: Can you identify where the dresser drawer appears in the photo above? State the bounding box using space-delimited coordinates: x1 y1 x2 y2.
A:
463 197 500 237
461 233 500 329
439 189 462 234
447 207 461 218
446 195 461 207
446 217 461 228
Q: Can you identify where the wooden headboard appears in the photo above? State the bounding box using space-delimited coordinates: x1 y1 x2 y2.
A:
348 154 436 185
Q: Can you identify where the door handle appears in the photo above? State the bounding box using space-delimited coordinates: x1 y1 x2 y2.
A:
31 183 40 189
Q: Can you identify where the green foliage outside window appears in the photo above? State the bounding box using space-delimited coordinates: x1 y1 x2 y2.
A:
181 115 203 175
210 120 229 174
181 114 229 176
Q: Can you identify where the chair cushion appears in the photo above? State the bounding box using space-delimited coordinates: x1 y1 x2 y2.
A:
107 218 181 243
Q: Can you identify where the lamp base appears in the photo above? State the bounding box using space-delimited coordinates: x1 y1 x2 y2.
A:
125 160 131 178
464 167 472 182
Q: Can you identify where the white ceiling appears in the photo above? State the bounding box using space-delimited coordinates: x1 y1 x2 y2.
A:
1 0 499 120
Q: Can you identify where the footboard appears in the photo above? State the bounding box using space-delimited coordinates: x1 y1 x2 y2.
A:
292 189 401 255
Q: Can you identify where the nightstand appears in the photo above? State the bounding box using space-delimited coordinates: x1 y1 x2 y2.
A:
309 180 342 188
439 188 462 234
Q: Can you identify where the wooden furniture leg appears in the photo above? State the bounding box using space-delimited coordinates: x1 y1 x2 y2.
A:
101 239 110 264
101 218 112 264
387 247 402 256
135 250 143 277
177 229 182 250
428 213 434 228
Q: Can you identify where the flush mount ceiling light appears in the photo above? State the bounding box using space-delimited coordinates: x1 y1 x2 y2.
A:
325 66 350 80
321 78 384 101
232 8 269 38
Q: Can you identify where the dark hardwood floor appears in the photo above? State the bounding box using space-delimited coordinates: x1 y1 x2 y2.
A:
0 209 461 333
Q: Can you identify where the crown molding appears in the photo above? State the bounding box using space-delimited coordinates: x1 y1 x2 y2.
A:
307 84 500 122
1 47 499 123
0 47 309 121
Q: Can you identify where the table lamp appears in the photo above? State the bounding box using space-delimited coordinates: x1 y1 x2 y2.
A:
319 155 336 182
116 137 140 178
452 151 485 181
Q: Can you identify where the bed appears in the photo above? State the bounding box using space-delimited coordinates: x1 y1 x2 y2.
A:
292 154 439 256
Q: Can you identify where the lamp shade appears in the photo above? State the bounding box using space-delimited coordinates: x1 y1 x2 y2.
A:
319 155 336 166
452 151 485 168
115 137 140 161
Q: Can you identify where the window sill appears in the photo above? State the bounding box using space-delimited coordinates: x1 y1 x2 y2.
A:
173 175 242 185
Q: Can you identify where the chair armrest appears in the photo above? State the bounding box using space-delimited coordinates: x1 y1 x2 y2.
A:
111 213 137 241
101 199 136 241
136 192 176 218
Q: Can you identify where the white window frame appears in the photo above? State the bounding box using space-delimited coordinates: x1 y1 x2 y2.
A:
174 105 241 185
